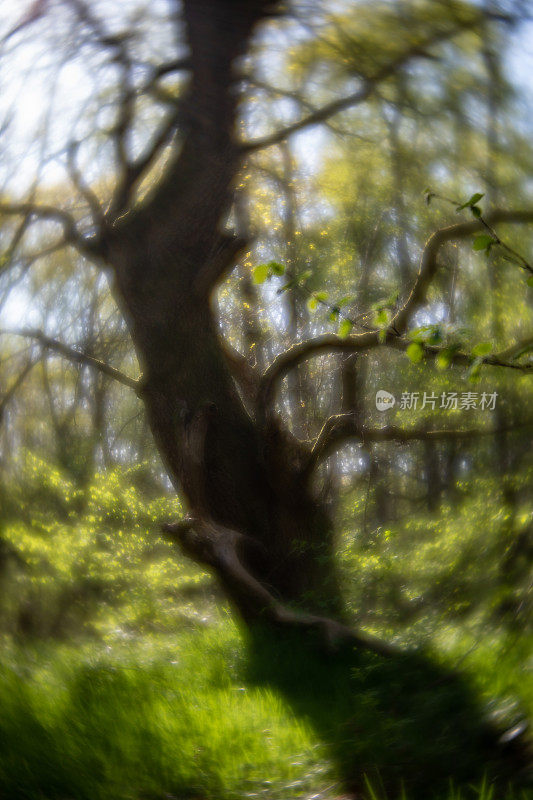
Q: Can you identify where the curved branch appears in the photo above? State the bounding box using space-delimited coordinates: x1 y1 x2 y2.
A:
258 331 380 420
241 18 487 154
163 515 398 657
1 329 139 392
258 209 533 419
304 415 533 477
0 201 102 258
391 209 533 335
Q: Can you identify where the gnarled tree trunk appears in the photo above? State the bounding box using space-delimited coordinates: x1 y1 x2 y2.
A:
99 0 350 635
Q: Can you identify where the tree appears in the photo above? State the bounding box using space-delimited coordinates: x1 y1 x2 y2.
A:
0 0 532 654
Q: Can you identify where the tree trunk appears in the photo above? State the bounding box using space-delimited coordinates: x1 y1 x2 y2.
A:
86 0 398 652
112 252 342 619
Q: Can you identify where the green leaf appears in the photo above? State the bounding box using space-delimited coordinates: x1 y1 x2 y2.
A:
252 263 269 284
527 275 533 287
268 261 285 276
374 308 389 327
456 192 484 211
307 290 327 313
406 342 423 363
329 306 340 321
436 349 452 371
468 356 483 383
378 328 387 343
408 325 441 344
338 295 355 307
472 341 492 357
473 234 494 252
470 205 482 218
338 318 353 338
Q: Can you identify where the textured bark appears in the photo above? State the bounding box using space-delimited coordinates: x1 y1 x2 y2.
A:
98 0 345 628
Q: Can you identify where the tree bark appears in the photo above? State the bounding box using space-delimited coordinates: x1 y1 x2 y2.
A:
99 0 345 628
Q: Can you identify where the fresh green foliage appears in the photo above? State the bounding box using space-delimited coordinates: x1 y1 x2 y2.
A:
473 234 495 252
252 261 285 284
0 460 531 799
0 455 211 638
406 341 424 363
456 193 484 212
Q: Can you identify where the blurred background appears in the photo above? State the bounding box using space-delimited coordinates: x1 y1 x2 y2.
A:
0 1 532 798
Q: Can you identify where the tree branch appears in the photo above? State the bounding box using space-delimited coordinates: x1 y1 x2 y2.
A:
1 329 139 392
258 209 533 419
0 201 101 258
257 331 380 420
386 337 533 373
220 341 261 406
391 209 533 335
241 19 487 154
109 105 182 220
66 140 104 226
304 415 533 477
0 359 38 423
162 515 398 657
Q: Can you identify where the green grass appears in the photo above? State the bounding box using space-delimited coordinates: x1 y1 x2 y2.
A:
0 623 531 800
0 626 332 800
0 463 531 799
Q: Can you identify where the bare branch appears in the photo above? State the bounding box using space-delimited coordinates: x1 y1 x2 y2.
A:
1 329 139 392
241 19 486 154
0 359 38 422
150 57 192 82
109 106 182 220
304 415 533 476
1 0 49 45
66 141 104 226
258 331 380 419
0 201 102 258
